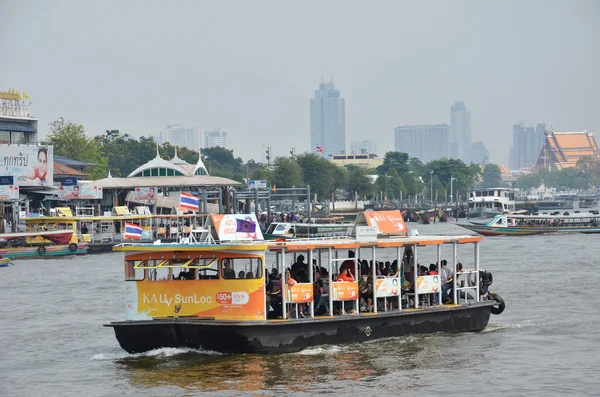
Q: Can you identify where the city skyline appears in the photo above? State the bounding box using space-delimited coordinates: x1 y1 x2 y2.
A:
310 77 346 156
1 1 597 165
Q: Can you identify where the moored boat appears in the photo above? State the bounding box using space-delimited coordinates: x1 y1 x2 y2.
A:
0 230 87 258
457 212 600 236
105 211 505 354
263 221 354 240
468 188 515 218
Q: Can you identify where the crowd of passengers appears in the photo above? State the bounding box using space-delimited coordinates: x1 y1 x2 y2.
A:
264 250 476 319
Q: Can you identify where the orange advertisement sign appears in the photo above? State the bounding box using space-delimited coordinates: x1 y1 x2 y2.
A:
376 277 401 298
128 279 265 320
332 281 359 301
416 275 441 294
287 283 313 303
364 210 407 235
209 214 264 241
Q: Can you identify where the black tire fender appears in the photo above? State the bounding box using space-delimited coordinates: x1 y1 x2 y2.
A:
490 292 505 315
69 243 78 252
38 245 46 255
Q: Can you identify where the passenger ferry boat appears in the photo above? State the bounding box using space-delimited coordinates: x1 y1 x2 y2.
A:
263 221 354 240
105 211 505 354
458 212 600 236
468 188 515 218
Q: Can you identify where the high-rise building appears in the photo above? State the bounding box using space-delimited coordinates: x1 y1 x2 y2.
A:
310 77 346 156
450 101 472 163
508 121 546 170
204 129 227 149
470 142 489 165
157 125 202 151
350 140 377 155
394 124 450 163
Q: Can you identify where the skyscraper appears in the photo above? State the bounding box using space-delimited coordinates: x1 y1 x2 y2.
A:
450 102 472 164
394 124 450 163
204 129 228 149
310 77 346 156
508 121 546 170
157 125 202 151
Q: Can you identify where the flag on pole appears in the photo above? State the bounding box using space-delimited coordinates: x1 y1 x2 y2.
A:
180 191 199 211
236 218 256 233
124 222 143 239
316 145 325 153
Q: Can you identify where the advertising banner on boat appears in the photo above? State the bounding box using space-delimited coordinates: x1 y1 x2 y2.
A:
208 214 264 241
354 210 407 236
0 145 54 186
286 283 313 303
135 187 157 201
126 279 265 321
0 185 19 200
58 185 103 200
332 281 358 301
416 275 441 294
375 277 401 298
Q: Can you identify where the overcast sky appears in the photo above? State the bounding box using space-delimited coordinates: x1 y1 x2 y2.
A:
1 0 598 164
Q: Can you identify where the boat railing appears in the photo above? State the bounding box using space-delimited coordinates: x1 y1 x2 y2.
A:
454 270 479 304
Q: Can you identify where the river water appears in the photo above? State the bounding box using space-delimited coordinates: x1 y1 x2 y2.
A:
1 222 599 396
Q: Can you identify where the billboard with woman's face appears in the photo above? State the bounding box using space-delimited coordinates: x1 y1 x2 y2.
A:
0 145 54 186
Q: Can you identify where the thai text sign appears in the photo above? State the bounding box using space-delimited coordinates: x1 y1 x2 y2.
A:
416 275 441 294
0 176 14 185
364 210 407 235
332 281 358 301
376 277 401 298
0 145 54 186
209 214 264 241
127 279 265 321
135 187 157 201
0 185 19 200
356 225 378 241
287 283 313 303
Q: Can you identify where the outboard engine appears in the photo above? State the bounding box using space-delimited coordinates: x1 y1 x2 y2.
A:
479 270 493 295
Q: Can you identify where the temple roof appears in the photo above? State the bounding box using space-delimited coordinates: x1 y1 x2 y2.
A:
536 129 599 170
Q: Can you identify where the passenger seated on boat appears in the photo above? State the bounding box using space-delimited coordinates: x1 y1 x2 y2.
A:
238 270 245 279
360 275 374 312
176 270 194 280
340 250 356 277
269 269 297 319
440 260 454 303
222 259 236 279
314 270 329 315
246 271 254 278
291 255 308 283
338 267 354 282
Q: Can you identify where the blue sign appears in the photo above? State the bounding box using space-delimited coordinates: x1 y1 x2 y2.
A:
0 176 14 185
248 180 267 189
61 177 78 186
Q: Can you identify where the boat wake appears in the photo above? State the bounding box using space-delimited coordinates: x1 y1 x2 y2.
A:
294 345 347 355
91 347 221 361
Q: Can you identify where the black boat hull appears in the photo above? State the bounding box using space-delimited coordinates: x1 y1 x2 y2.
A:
106 302 494 354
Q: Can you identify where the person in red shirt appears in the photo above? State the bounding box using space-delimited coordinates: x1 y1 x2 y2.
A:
428 263 438 275
337 267 354 282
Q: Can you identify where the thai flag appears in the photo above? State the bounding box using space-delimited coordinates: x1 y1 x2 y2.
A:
316 145 325 153
124 222 143 239
180 191 199 211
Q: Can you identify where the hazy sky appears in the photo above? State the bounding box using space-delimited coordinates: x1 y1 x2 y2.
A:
1 0 598 164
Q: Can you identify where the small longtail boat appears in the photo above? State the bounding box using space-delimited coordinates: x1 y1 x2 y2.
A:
0 230 87 259
458 213 600 236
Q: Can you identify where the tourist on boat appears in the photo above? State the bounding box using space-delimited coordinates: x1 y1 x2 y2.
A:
359 275 374 312
338 267 354 282
269 269 297 319
313 270 329 315
222 259 236 279
238 270 245 279
340 251 356 277
291 255 308 283
440 260 454 303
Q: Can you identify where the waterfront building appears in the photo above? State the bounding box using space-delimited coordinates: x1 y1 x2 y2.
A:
535 129 599 170
330 153 383 169
450 101 472 163
509 121 546 170
351 140 377 155
204 129 227 149
156 125 202 151
310 77 346 156
394 124 450 163
0 88 38 144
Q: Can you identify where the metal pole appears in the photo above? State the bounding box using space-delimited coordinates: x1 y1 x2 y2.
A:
281 248 287 319
452 242 458 304
309 249 314 318
254 188 259 220
437 244 442 305
450 175 454 203
232 189 237 214
307 185 312 223
413 245 418 309
430 171 433 205
372 246 377 313
328 247 333 317
218 189 223 214
475 241 480 302
397 246 402 311
291 185 296 215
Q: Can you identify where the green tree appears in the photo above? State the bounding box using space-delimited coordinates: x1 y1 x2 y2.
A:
345 165 373 199
376 152 410 175
482 164 502 188
295 153 348 200
516 173 542 190
270 157 303 188
44 118 108 179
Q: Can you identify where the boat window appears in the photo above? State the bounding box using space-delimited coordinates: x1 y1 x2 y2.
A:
125 260 145 281
222 257 263 279
274 224 288 232
475 191 482 197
